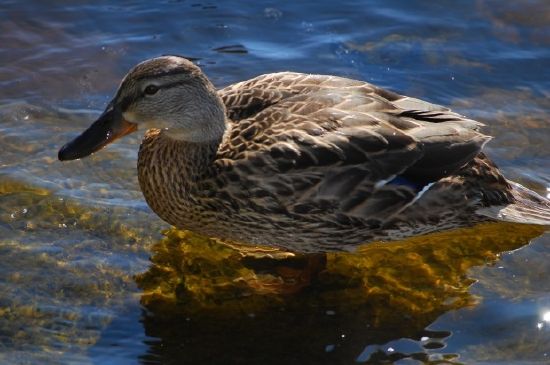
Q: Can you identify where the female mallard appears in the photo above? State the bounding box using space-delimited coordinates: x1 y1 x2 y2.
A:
58 56 550 252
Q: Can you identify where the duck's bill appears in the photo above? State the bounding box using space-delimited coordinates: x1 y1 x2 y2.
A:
58 107 137 161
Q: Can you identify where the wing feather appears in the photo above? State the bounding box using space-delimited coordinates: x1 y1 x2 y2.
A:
216 72 489 223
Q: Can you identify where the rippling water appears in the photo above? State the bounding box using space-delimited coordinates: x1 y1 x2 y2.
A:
1 1 549 364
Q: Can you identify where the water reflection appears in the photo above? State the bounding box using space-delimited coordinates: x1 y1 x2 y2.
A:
135 222 546 364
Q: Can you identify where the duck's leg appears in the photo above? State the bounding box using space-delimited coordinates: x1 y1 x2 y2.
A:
241 252 328 295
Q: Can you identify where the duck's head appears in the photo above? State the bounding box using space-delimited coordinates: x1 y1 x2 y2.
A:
58 56 226 161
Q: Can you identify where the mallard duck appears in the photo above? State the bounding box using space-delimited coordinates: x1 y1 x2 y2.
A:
58 56 550 252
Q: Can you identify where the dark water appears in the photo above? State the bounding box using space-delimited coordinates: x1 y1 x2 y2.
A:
1 1 549 364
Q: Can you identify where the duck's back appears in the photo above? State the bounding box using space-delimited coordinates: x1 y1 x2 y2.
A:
218 72 489 182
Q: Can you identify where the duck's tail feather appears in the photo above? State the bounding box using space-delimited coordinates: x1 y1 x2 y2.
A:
476 181 550 226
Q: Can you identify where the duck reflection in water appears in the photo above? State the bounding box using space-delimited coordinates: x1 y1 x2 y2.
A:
134 222 546 364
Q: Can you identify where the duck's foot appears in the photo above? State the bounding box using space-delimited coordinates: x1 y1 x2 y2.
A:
241 253 328 295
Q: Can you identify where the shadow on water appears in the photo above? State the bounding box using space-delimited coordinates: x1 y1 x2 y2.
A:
134 222 546 364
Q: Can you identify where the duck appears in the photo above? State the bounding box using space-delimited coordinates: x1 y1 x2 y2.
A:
58 56 550 253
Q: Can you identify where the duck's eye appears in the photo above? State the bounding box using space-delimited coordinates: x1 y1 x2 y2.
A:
144 85 159 95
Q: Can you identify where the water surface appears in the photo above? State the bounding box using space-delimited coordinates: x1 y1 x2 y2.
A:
0 1 549 364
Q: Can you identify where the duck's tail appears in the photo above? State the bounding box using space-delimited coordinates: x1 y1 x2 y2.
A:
477 181 550 226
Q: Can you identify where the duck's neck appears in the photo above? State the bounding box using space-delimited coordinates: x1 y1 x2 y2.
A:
137 128 220 204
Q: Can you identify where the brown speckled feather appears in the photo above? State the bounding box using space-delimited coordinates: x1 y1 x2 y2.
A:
214 73 489 223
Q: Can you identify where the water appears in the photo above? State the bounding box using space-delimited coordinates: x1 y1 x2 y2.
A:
0 1 549 364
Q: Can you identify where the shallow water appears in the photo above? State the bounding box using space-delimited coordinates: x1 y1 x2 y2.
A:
1 1 549 364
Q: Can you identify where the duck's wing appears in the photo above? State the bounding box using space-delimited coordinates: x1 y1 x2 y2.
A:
216 73 489 222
